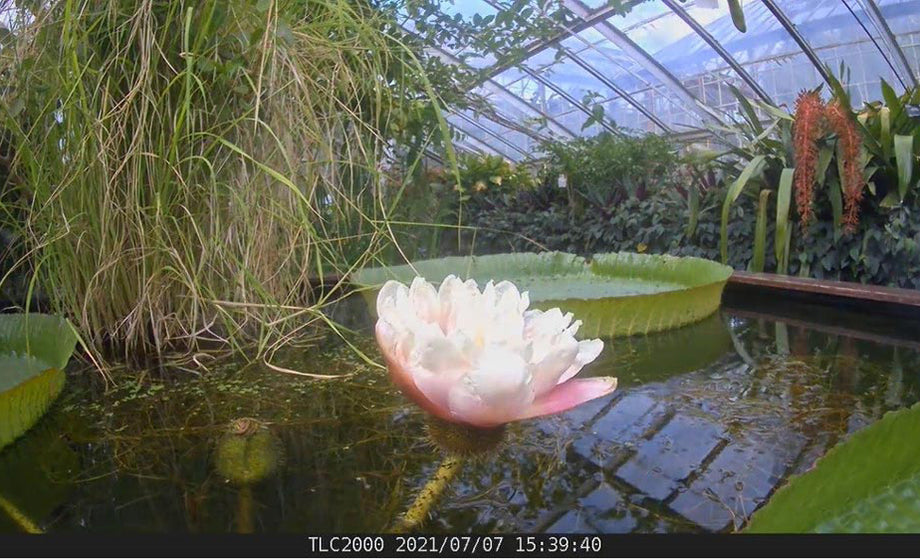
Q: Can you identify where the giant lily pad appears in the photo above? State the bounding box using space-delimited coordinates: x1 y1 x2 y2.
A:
351 252 732 338
0 314 77 451
745 401 920 533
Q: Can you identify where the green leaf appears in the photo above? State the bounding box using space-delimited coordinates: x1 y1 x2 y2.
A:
729 84 762 134
721 155 766 264
815 146 834 188
879 106 891 161
686 185 700 238
352 251 732 338
894 134 914 201
881 79 902 122
746 402 920 533
775 168 793 273
0 355 64 452
728 0 746 32
751 189 771 273
828 176 843 238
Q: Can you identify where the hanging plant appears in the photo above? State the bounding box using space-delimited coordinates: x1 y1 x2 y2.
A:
792 90 826 229
826 100 867 232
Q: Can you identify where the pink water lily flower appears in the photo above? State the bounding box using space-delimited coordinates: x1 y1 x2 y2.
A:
375 276 617 428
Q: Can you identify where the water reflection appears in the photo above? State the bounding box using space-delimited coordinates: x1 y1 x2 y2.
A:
1 298 918 533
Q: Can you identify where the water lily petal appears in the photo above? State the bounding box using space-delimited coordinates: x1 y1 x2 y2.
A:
564 319 582 338
493 280 523 313
376 280 408 315
519 291 531 314
558 338 605 385
446 346 534 427
408 277 440 323
375 319 407 362
438 275 479 333
380 350 448 420
524 308 573 339
515 376 618 422
529 336 579 396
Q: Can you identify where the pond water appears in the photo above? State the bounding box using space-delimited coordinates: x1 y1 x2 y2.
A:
2 294 919 533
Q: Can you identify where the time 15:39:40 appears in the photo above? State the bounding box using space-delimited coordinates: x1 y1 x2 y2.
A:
515 535 603 554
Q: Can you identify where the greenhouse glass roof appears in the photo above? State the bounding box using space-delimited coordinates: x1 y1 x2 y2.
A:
414 0 920 162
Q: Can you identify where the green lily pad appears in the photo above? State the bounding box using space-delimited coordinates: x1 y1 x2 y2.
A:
745 401 920 533
0 314 78 451
0 313 76 370
351 252 732 337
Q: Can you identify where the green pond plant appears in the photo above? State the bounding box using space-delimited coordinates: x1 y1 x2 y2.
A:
215 417 283 534
353 251 733 338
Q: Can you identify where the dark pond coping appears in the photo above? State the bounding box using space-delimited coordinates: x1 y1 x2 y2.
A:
726 271 920 321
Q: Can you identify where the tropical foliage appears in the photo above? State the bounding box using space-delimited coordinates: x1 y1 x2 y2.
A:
540 132 682 210
711 78 920 275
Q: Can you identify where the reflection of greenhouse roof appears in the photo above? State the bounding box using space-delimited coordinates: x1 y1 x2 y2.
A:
413 0 920 162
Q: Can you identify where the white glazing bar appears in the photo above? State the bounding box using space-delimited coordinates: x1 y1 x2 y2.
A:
480 0 671 132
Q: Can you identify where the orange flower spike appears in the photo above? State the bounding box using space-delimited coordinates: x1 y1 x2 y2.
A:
826 100 865 232
792 91 826 230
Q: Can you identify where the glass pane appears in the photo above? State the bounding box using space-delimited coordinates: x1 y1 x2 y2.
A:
476 83 576 139
456 110 538 156
494 66 586 121
773 0 901 106
668 0 822 114
878 0 920 86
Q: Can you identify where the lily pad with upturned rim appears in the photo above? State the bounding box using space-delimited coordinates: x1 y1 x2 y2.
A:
351 251 733 338
0 314 78 451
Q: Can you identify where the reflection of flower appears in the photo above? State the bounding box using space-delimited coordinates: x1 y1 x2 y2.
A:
375 276 615 428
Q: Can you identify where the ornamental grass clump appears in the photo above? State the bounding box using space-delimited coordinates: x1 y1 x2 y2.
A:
0 0 444 362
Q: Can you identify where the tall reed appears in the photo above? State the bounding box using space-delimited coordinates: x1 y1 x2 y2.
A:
0 0 446 363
